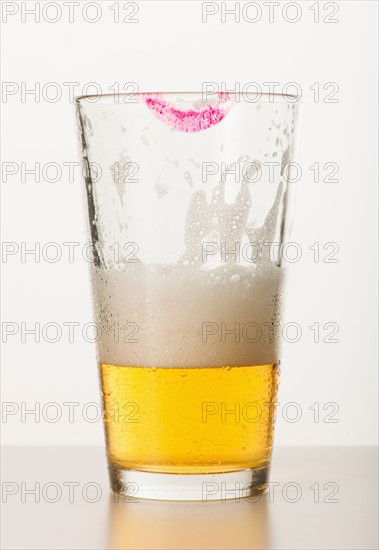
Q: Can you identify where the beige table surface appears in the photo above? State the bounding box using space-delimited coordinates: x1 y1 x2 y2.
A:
1 446 377 550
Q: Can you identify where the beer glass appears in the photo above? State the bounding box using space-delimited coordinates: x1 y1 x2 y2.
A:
75 92 301 500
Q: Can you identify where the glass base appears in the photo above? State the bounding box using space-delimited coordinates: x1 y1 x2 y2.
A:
109 465 269 501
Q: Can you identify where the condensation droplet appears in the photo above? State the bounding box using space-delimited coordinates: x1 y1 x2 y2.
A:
154 183 168 198
85 116 93 135
183 172 193 188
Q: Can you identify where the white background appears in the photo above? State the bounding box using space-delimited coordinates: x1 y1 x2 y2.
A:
1 0 378 447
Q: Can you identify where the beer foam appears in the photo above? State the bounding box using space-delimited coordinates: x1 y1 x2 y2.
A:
91 262 283 368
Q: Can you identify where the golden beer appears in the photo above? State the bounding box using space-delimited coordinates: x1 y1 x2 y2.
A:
101 363 279 474
93 260 283 497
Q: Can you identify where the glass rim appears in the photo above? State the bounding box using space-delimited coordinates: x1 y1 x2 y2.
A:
75 92 302 105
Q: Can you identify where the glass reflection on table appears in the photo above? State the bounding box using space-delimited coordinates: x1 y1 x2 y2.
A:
108 493 270 550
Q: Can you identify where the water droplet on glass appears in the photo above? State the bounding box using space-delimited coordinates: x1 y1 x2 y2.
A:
154 183 168 198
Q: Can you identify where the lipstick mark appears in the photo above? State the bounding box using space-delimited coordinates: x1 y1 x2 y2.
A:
144 93 233 133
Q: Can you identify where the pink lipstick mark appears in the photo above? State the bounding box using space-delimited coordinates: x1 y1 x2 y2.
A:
144 93 233 133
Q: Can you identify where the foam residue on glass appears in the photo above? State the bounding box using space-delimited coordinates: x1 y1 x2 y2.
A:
80 95 299 369
91 154 287 368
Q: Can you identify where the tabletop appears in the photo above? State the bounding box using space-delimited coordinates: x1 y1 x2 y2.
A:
1 446 377 550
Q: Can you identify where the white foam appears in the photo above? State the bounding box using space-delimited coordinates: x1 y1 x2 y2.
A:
91 262 283 368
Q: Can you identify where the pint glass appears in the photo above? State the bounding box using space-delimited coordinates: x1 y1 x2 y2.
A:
75 92 301 500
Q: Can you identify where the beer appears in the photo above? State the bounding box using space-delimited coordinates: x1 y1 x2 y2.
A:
93 263 282 475
101 363 279 474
